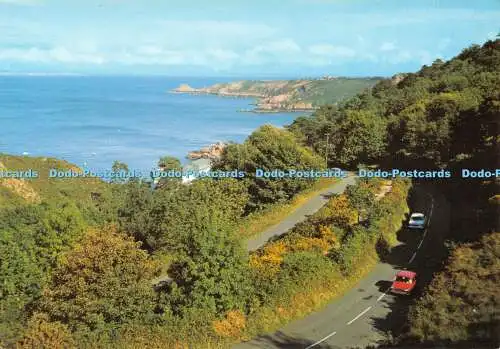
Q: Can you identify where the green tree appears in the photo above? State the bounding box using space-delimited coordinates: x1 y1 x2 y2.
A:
117 180 154 250
345 181 376 222
290 39 499 168
146 178 248 252
333 109 387 166
158 156 182 171
111 160 130 184
0 201 87 345
162 222 253 318
155 156 183 188
0 229 45 345
39 228 159 333
214 125 324 211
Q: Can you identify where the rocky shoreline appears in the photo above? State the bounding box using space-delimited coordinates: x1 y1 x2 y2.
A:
186 141 227 160
170 77 381 113
170 81 317 113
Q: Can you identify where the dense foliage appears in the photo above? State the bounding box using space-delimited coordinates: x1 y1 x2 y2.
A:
118 178 248 252
213 124 324 212
289 39 499 168
408 232 499 346
0 39 498 348
40 228 159 335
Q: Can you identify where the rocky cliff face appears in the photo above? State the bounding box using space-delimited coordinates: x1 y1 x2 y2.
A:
171 80 317 112
174 84 198 93
256 94 313 111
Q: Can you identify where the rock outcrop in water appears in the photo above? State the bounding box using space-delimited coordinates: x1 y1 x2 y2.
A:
187 142 227 160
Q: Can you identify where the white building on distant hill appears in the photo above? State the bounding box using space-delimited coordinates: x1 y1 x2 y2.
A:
182 158 211 184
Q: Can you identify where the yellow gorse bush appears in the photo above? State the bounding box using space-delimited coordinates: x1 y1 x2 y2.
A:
213 310 247 339
250 223 341 275
249 240 288 277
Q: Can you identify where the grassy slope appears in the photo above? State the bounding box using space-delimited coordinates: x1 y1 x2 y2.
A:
0 154 111 207
200 78 381 107
288 78 381 106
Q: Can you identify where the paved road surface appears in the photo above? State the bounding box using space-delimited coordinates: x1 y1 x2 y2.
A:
234 185 450 349
246 175 356 251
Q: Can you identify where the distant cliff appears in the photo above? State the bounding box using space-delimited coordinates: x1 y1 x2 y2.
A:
171 77 381 113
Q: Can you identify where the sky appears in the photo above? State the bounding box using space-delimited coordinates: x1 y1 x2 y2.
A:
0 0 498 77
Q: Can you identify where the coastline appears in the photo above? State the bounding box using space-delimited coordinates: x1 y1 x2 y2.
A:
170 81 318 113
237 108 317 114
170 77 379 113
171 88 318 113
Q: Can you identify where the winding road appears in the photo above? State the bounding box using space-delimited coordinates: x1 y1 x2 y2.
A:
153 175 357 286
246 175 356 251
235 184 451 349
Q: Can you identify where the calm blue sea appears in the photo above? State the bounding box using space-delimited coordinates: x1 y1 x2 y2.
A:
0 76 298 170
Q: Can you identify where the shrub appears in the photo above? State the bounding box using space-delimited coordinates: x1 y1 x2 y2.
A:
329 226 374 274
163 225 253 319
408 232 500 345
39 228 159 334
279 251 334 284
213 310 247 339
17 313 76 349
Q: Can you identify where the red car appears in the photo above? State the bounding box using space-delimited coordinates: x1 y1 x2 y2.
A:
390 270 417 295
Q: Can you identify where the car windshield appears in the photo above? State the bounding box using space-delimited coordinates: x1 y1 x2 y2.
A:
396 276 413 283
411 216 424 221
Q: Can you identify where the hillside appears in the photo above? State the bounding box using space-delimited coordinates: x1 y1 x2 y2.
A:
171 77 381 112
0 154 111 207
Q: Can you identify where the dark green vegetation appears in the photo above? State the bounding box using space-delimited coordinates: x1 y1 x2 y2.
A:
0 155 116 345
212 124 324 212
288 39 499 348
399 143 500 347
1 39 498 348
289 40 499 169
408 232 499 345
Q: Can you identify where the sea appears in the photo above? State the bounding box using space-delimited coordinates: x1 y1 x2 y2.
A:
0 76 298 171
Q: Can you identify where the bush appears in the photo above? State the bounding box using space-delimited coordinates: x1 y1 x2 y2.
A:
212 310 247 339
329 226 373 274
39 228 159 335
17 313 76 349
408 232 500 345
213 125 324 212
280 251 334 285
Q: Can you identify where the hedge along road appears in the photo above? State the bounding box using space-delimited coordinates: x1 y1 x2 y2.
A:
234 184 451 349
246 174 357 251
152 174 357 286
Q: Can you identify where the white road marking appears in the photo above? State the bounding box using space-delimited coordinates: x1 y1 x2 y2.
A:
304 331 337 349
347 306 372 325
417 238 424 250
306 193 435 347
410 197 433 259
408 252 417 264
377 292 387 302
